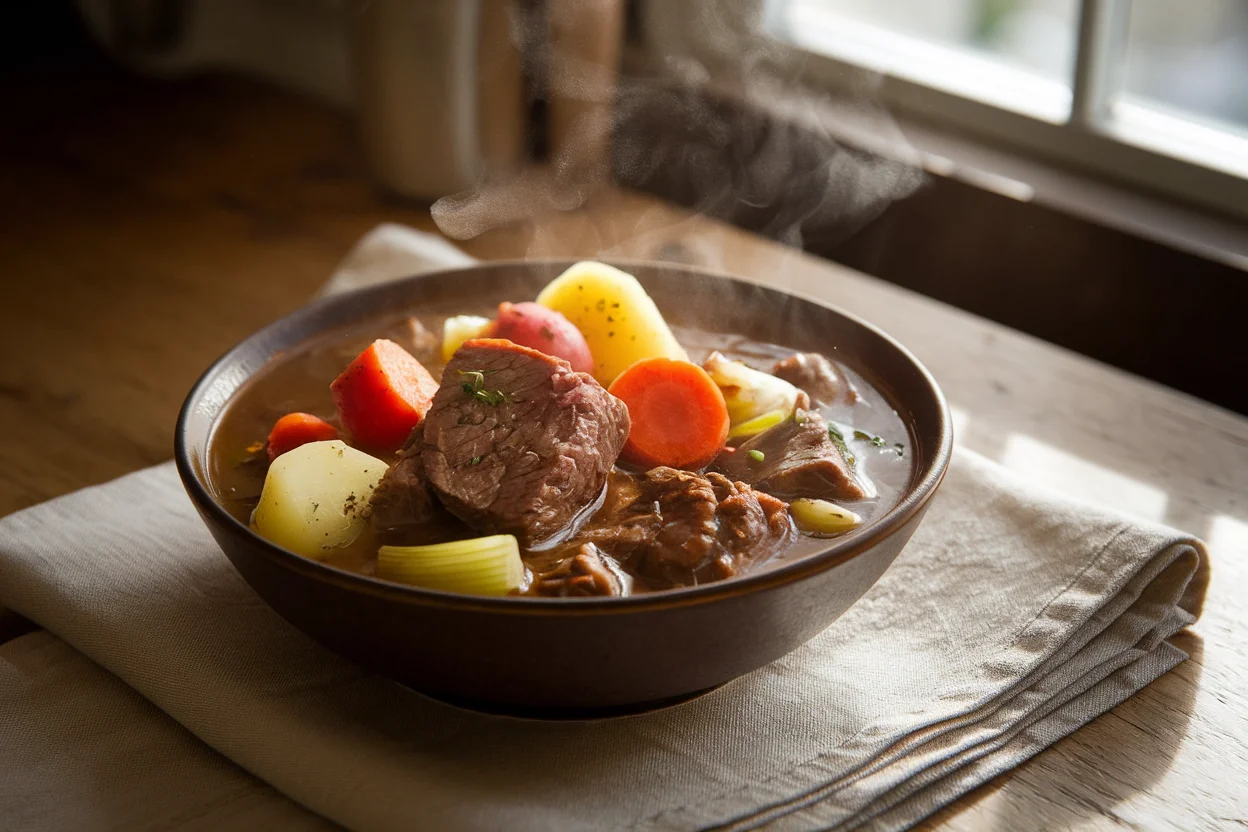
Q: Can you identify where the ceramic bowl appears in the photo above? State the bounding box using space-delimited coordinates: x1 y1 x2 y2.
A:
175 261 952 715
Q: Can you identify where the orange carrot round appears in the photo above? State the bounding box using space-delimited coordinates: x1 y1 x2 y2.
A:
266 412 339 462
331 339 438 452
608 357 730 470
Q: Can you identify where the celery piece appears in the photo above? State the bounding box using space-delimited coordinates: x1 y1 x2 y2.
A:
377 534 524 596
441 315 493 363
727 409 788 439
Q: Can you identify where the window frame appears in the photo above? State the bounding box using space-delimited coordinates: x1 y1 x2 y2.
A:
767 0 1248 223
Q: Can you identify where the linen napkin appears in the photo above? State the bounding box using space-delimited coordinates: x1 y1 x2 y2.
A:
0 225 1208 832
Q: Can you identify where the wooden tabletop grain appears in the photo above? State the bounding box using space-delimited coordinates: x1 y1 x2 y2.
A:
1 69 1244 830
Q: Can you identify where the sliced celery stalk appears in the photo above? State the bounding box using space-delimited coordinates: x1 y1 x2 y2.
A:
441 315 493 363
377 534 524 596
727 409 788 439
790 498 862 536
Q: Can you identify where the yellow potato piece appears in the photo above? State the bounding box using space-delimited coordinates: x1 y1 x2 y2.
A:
252 440 387 560
535 261 687 385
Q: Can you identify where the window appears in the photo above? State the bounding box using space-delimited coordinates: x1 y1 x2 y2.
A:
768 0 1248 219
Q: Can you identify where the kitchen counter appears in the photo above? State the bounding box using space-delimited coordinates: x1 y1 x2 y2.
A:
1 68 1244 830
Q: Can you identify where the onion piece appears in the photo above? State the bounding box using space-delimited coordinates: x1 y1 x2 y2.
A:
377 534 524 596
703 352 802 426
790 498 862 536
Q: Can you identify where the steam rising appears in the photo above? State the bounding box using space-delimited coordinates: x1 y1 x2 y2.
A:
431 0 924 264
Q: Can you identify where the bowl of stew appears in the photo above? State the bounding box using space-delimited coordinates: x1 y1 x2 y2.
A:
176 260 952 714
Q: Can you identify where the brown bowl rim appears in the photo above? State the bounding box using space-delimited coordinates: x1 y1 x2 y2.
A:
175 259 953 616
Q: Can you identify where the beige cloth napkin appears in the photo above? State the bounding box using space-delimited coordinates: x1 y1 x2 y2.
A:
0 225 1208 832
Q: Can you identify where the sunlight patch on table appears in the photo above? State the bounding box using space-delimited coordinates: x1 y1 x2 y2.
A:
1207 514 1248 558
1002 434 1168 523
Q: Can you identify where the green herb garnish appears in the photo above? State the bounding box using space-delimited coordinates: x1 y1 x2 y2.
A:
831 421 907 463
458 369 506 407
827 424 857 467
853 429 888 448
469 456 482 466
747 449 765 462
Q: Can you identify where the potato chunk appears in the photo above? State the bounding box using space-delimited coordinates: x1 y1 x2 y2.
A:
252 440 387 560
535 261 687 385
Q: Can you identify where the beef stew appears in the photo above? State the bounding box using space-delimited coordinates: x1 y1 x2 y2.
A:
209 263 914 598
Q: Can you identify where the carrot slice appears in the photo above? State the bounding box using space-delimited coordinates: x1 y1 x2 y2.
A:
608 357 730 470
331 339 439 452
266 412 340 462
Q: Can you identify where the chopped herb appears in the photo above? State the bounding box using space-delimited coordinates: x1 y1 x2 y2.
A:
827 424 857 467
747 449 765 462
539 325 555 341
608 331 615 338
606 315 614 322
469 456 482 466
611 302 620 308
595 299 606 312
853 429 888 448
458 369 506 406
459 370 485 393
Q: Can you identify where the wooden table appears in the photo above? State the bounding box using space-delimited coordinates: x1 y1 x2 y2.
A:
1 70 1244 830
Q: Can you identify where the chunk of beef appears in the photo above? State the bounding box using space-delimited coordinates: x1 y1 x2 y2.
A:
529 543 631 597
714 410 870 501
421 338 631 547
572 468 794 589
367 424 457 545
772 352 859 405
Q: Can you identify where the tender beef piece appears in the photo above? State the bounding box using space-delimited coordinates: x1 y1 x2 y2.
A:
421 339 631 547
529 543 631 597
714 410 870 501
573 468 793 589
368 425 456 545
772 352 859 405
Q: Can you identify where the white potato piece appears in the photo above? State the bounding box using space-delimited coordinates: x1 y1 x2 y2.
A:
252 440 387 560
535 261 687 385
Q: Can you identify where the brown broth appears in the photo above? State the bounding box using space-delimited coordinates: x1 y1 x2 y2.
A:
209 313 915 588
